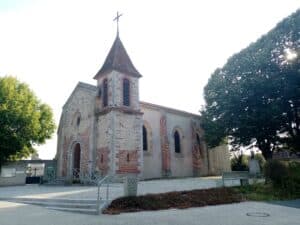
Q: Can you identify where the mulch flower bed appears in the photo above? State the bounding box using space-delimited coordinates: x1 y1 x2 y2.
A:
103 187 244 214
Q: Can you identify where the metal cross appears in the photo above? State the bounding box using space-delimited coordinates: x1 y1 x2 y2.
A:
113 11 123 35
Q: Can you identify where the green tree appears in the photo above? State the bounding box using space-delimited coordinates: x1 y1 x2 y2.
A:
202 10 300 159
0 76 55 166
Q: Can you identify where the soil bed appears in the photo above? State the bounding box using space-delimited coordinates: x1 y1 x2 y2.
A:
103 187 244 214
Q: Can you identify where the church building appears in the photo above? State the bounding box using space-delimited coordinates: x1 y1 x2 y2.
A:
56 22 230 181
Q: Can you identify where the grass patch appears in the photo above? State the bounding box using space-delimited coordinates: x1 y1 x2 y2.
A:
234 183 300 201
103 187 244 214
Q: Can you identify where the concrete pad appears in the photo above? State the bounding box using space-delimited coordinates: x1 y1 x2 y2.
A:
0 177 228 201
0 177 298 225
0 200 299 225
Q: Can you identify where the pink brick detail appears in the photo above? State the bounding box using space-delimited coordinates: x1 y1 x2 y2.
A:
192 145 203 169
62 136 71 176
116 150 140 174
96 147 110 175
160 116 171 174
79 128 90 174
191 122 203 170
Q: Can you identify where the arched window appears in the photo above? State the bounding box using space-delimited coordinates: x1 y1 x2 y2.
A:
174 130 181 153
196 134 201 146
76 116 81 127
143 125 148 151
103 79 108 107
123 78 130 106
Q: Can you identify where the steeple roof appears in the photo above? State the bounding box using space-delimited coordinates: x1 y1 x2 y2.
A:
94 35 141 79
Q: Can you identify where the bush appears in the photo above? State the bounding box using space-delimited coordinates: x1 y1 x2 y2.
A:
264 160 300 196
231 154 249 171
286 161 300 194
264 160 288 187
254 154 266 171
231 153 266 172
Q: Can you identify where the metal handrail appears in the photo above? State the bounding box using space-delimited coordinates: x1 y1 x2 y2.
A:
96 174 112 214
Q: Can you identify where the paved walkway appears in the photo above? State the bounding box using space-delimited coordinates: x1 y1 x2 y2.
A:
0 200 299 225
0 177 298 225
0 177 229 200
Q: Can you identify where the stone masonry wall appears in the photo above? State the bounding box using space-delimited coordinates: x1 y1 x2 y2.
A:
160 115 171 177
141 102 211 179
57 84 96 177
96 147 110 175
114 112 142 175
96 71 140 111
95 113 112 175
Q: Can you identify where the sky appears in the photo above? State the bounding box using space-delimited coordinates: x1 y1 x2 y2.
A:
0 0 299 159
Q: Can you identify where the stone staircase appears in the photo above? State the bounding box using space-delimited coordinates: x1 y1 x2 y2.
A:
43 177 66 185
2 197 108 215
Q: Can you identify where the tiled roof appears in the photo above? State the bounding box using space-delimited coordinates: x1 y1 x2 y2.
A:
94 35 141 79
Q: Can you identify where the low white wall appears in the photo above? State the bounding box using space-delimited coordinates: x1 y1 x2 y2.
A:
0 164 26 186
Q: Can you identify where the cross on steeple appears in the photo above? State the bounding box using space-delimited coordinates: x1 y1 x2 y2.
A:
113 11 123 36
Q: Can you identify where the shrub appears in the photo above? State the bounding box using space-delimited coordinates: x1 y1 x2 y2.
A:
264 160 300 196
286 161 300 195
231 154 249 171
264 160 288 187
254 154 266 171
231 153 266 172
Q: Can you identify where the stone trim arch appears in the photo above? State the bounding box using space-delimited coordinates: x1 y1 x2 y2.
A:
67 139 84 179
71 110 81 128
142 120 153 155
66 131 90 180
191 120 206 176
195 133 205 158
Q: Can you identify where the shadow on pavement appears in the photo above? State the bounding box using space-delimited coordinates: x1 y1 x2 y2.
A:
266 199 300 209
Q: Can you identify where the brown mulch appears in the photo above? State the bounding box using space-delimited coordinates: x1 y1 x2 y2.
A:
103 187 244 214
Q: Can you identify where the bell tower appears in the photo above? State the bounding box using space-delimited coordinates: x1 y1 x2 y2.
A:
93 14 143 177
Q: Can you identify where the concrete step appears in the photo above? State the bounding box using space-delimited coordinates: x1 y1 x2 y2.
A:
44 177 66 185
0 197 108 215
3 197 97 204
46 206 99 215
14 200 97 209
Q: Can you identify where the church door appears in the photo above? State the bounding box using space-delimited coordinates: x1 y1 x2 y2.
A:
73 143 81 178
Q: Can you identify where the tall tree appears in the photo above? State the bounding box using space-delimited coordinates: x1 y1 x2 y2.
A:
0 76 56 166
202 10 300 159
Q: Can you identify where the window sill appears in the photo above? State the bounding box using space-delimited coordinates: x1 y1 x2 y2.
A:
143 151 152 156
174 153 184 158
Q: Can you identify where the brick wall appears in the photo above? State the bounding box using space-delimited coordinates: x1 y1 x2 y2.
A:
160 115 171 176
96 147 110 175
57 84 96 178
191 121 203 173
62 135 71 176
114 113 143 175
116 150 140 174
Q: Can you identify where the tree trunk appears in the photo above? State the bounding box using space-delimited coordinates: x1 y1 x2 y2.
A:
257 141 273 159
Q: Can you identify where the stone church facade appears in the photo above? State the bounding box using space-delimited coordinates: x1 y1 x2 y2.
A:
56 33 230 181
